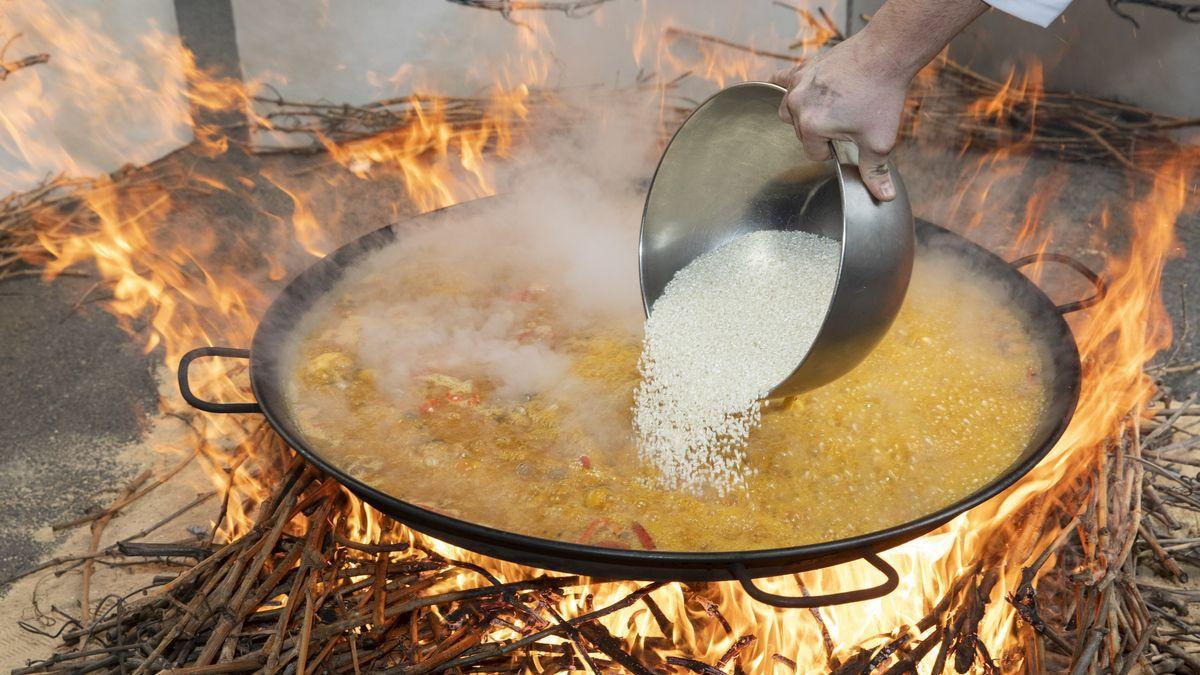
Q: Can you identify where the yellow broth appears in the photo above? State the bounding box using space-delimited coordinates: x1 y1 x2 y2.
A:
282 244 1048 552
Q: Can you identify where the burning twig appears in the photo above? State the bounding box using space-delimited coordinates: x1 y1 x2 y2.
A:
0 32 49 81
797 576 839 666
443 0 615 19
883 629 943 675
688 589 732 634
641 591 675 639
52 447 200 531
947 571 1000 673
81 470 151 628
0 52 49 81
664 655 727 675
578 619 655 674
717 634 756 669
664 26 811 64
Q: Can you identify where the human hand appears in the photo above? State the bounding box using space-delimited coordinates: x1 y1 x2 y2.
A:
770 34 910 202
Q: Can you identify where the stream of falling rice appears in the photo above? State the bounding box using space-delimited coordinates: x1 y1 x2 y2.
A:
633 230 840 495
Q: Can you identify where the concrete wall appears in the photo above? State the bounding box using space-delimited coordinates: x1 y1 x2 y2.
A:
230 1 839 107
1 0 840 193
0 0 189 194
3 0 1191 197
850 0 1200 119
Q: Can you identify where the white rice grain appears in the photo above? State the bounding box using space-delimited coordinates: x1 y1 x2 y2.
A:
633 229 840 495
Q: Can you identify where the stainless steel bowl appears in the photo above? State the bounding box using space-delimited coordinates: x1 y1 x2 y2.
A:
640 81 915 398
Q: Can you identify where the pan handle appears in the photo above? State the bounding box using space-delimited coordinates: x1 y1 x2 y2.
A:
178 347 262 414
1011 252 1107 315
730 553 899 608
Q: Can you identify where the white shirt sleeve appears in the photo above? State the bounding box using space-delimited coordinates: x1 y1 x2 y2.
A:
984 0 1072 26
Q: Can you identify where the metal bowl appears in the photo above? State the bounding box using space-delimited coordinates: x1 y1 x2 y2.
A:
640 81 916 397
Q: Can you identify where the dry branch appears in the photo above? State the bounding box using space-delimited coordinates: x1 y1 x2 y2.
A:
0 32 49 81
17 379 1197 673
0 52 49 81
443 0 614 18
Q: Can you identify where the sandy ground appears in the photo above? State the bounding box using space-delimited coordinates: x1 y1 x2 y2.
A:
0 376 216 668
0 137 1196 669
0 274 157 583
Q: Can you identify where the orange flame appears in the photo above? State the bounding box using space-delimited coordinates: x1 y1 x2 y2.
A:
2 3 1196 671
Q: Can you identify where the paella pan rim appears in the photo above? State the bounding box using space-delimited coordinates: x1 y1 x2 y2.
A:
243 196 1081 579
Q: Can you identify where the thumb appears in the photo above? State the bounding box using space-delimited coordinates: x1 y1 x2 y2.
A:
856 146 896 202
770 68 797 124
777 95 793 125
767 66 797 89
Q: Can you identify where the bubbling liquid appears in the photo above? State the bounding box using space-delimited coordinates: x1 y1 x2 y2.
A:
282 234 1048 552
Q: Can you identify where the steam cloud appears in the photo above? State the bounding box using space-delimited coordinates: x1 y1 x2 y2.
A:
291 90 664 456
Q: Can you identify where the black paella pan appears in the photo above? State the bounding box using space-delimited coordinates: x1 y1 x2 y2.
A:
178 196 1104 609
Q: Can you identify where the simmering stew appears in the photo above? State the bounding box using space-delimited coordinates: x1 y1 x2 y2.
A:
282 220 1047 552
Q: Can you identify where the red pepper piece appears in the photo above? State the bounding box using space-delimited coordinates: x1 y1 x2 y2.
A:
579 455 591 470
578 517 622 545
594 539 631 549
630 522 656 550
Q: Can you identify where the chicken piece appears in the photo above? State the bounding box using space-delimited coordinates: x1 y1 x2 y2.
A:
416 373 474 396
305 351 355 385
347 369 377 408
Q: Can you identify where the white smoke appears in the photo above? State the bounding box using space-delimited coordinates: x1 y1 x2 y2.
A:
316 89 660 419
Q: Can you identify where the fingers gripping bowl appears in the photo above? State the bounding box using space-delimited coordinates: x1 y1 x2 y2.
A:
179 194 1103 608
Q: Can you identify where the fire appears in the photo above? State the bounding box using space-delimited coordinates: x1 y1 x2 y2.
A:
656 8 838 92
0 2 192 188
2 2 1197 672
967 63 1044 130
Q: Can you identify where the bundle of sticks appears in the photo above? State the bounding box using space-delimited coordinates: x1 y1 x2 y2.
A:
12 361 1199 674
0 160 206 281
243 6 1200 172
10 429 737 674
247 73 684 158
249 90 548 156
905 56 1200 177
